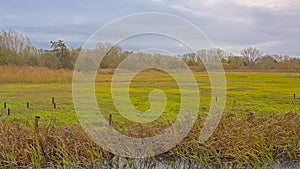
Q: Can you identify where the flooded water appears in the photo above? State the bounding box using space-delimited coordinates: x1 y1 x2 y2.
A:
270 159 300 169
90 157 300 169
37 157 300 169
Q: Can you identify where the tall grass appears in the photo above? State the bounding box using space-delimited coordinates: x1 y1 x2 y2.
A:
0 117 112 168
170 111 300 168
0 111 299 168
0 66 72 83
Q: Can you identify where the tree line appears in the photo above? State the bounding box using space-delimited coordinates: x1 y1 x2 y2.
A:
1 29 300 71
181 47 299 71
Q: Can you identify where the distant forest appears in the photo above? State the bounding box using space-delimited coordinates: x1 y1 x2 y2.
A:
1 29 300 71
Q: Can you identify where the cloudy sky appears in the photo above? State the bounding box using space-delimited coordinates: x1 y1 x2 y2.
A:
1 0 300 56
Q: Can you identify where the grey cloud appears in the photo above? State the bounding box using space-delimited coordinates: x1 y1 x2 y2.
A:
1 0 299 55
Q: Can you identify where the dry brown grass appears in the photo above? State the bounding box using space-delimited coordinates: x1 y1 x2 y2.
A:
0 112 299 168
97 68 115 74
0 117 112 168
0 66 72 83
170 111 300 168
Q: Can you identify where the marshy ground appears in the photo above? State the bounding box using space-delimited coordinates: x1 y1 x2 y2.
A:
0 66 299 168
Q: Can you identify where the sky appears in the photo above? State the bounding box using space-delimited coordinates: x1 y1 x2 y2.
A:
1 0 300 56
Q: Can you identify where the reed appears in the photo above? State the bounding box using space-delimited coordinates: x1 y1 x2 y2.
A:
0 66 72 83
0 111 299 168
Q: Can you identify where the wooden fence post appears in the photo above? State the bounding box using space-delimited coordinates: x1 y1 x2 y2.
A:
109 114 113 125
4 102 6 109
27 102 30 108
292 94 296 105
7 108 10 115
35 116 40 131
34 116 42 156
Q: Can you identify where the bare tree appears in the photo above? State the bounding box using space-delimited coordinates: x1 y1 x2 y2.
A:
241 47 261 68
0 29 38 66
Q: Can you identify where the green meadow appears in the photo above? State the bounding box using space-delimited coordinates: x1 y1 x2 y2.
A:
0 69 299 168
1 71 299 122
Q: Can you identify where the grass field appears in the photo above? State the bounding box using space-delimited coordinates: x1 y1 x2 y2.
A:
0 66 299 168
1 70 299 120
